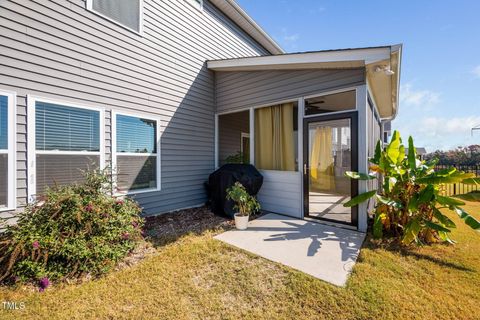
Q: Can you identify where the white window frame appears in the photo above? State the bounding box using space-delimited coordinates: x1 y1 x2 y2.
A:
86 0 144 35
240 132 250 155
111 110 161 195
27 96 105 202
0 90 16 212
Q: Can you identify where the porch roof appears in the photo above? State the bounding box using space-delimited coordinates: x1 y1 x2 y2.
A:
207 45 402 120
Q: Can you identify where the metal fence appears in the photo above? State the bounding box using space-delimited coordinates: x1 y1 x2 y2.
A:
434 165 480 196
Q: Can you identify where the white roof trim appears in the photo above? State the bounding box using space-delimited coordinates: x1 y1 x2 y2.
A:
208 45 403 119
210 0 284 55
207 47 392 71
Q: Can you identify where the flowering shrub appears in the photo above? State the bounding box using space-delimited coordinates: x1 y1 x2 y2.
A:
0 169 144 286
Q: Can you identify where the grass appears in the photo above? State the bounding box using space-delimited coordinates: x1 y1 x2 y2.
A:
1 203 479 319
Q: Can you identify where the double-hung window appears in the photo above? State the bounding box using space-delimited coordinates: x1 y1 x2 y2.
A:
87 0 143 33
112 111 160 194
27 97 104 200
0 90 16 211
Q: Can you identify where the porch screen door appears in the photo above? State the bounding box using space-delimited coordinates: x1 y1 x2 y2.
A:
303 112 358 226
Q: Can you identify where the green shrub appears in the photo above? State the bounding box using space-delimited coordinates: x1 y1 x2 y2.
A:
225 151 248 164
344 131 480 245
226 182 260 216
0 169 144 285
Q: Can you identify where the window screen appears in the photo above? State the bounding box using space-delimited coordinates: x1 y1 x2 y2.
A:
0 96 7 150
0 95 8 207
91 0 141 32
116 115 156 153
115 114 158 192
35 101 101 194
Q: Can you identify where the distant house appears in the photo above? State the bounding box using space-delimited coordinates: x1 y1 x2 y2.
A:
0 0 401 232
405 148 427 160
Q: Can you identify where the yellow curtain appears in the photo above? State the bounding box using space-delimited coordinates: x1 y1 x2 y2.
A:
310 127 335 191
255 103 295 171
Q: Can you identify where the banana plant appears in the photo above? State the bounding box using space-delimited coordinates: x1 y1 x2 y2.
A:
344 131 480 245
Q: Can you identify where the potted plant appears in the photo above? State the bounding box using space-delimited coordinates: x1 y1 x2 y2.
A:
226 182 261 230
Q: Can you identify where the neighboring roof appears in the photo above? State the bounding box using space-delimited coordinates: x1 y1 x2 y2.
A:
207 45 403 120
210 0 284 55
405 148 427 155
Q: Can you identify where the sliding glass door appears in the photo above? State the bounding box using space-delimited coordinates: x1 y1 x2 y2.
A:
303 112 358 226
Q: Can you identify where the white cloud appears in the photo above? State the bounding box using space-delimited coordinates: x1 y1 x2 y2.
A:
277 27 300 51
400 83 440 108
394 115 480 151
283 33 300 42
473 65 480 78
419 116 480 135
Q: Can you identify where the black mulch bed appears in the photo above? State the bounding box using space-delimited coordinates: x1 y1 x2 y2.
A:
143 206 234 245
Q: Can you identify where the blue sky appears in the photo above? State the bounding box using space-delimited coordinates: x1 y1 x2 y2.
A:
236 0 480 151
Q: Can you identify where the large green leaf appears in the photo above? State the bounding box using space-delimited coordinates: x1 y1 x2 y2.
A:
452 207 480 231
418 185 435 204
386 131 401 163
424 220 451 233
433 207 456 228
373 212 384 239
436 195 465 207
398 145 406 165
408 194 419 212
343 190 377 207
402 218 421 244
345 171 377 180
455 192 480 202
438 231 456 244
416 172 475 185
462 177 480 185
407 136 416 171
371 140 382 165
376 194 403 208
384 177 397 193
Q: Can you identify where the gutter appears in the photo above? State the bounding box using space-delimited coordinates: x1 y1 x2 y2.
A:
210 0 284 55
380 44 403 123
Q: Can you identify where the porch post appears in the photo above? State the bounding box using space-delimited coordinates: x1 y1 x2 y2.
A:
214 114 219 169
249 107 255 165
357 85 368 232
298 97 304 218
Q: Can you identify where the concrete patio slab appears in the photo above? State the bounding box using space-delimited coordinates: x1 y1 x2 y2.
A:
214 213 365 286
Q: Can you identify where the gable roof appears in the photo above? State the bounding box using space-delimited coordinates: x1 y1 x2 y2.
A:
210 0 284 55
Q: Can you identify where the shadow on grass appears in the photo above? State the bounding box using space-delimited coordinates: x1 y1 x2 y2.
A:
142 206 234 247
363 235 475 272
396 249 474 272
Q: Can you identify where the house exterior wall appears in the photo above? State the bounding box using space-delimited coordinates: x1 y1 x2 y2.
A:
0 0 269 217
215 69 365 113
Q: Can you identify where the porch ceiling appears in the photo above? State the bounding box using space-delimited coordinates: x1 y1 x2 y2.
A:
208 45 402 119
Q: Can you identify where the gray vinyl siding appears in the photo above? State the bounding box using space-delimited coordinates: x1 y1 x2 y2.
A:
0 0 268 216
215 69 365 113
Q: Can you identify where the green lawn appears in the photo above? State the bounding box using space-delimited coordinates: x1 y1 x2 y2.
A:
1 203 479 320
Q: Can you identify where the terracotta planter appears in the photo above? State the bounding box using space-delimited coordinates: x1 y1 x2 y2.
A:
234 213 249 230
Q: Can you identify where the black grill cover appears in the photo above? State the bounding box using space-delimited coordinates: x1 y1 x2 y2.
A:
206 164 263 218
